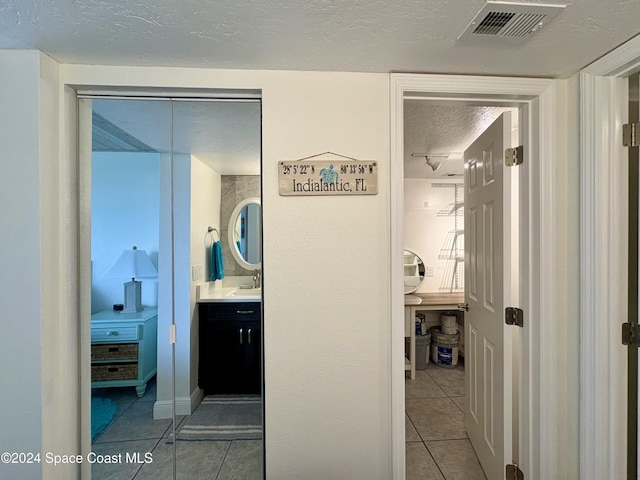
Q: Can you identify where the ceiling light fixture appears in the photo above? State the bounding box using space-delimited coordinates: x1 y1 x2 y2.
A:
411 153 447 172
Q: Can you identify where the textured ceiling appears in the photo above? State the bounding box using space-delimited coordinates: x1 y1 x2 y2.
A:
91 98 261 175
12 1 635 174
404 102 513 179
92 98 511 179
1 0 639 78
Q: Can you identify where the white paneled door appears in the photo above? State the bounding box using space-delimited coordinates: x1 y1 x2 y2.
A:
464 112 514 480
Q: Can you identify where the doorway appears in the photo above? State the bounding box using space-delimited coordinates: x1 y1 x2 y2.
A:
79 94 264 479
390 73 570 479
402 102 519 479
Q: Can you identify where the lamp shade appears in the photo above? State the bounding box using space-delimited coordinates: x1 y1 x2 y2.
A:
105 246 157 280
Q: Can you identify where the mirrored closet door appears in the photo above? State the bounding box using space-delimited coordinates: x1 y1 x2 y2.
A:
80 95 263 479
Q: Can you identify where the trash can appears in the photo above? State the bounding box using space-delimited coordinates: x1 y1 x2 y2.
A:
415 333 431 370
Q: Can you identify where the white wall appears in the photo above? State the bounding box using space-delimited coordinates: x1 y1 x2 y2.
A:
189 157 221 399
260 72 391 479
155 154 221 418
0 53 583 479
58 65 391 479
404 178 463 293
0 50 43 480
91 152 160 313
156 153 190 416
0 51 81 480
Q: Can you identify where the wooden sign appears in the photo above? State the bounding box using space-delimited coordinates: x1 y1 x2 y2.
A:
278 154 378 196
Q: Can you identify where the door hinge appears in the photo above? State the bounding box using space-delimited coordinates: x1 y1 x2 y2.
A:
505 145 524 166
623 123 640 147
506 463 524 480
457 303 469 312
622 323 640 347
505 307 524 327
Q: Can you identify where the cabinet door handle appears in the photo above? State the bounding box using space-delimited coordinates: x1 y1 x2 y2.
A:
236 310 255 314
247 328 252 345
239 328 243 345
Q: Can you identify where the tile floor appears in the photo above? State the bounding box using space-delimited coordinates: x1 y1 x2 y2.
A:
405 361 487 480
92 362 482 479
91 379 262 479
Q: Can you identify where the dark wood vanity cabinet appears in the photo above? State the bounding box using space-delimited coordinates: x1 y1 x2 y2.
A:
198 302 261 394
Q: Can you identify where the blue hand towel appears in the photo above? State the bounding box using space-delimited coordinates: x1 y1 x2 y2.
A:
211 240 224 281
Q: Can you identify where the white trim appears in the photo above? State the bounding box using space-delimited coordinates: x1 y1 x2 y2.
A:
582 33 640 77
389 75 407 480
153 387 205 419
390 73 560 478
77 95 93 480
579 36 640 478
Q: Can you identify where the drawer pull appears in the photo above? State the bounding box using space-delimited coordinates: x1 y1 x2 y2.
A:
239 328 243 345
247 328 252 345
236 310 255 314
106 331 118 336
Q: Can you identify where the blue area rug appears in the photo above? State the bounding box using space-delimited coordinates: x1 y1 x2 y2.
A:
91 397 118 441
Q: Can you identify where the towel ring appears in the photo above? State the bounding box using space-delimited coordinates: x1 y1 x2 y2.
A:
205 226 219 246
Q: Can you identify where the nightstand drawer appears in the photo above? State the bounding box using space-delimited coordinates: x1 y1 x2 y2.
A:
92 363 138 381
91 325 140 342
92 343 138 360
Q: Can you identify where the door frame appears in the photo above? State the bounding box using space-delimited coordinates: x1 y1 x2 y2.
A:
390 73 565 479
579 34 640 480
71 88 264 479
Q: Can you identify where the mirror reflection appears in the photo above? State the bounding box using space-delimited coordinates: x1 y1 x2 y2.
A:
404 249 425 294
230 198 261 268
86 97 263 479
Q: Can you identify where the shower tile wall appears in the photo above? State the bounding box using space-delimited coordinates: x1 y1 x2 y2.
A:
220 175 260 277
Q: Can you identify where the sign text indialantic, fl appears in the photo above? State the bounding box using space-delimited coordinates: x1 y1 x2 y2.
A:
278 160 378 196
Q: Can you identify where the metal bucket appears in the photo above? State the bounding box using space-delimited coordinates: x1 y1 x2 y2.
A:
430 326 460 368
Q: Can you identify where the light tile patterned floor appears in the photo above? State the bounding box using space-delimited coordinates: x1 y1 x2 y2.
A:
93 364 482 479
405 362 487 480
91 379 262 479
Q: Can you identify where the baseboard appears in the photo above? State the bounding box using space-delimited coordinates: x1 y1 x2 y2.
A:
153 387 204 419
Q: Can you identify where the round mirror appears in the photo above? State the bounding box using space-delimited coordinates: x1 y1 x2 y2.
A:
228 197 261 271
403 249 425 294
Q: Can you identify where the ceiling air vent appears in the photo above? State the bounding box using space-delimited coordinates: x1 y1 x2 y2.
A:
458 1 566 42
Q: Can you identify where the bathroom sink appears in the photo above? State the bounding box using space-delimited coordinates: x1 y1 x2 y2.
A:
226 288 262 297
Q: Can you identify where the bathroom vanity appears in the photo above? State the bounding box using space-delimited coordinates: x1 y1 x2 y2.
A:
197 284 262 394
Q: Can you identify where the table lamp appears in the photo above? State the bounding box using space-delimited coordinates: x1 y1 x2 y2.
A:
105 246 158 313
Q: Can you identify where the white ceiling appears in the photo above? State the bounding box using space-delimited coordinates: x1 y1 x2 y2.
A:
5 1 638 175
1 0 639 78
91 98 261 175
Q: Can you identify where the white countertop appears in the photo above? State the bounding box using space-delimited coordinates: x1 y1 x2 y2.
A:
196 282 262 303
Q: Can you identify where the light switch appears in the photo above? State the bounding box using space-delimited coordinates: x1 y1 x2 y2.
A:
191 264 204 281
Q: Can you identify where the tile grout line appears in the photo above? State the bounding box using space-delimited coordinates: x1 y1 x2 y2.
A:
130 436 164 480
407 362 470 479
213 440 234 480
422 439 448 480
